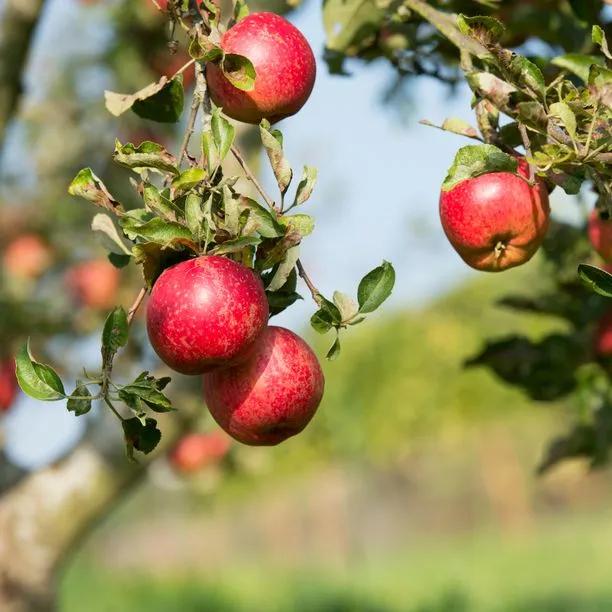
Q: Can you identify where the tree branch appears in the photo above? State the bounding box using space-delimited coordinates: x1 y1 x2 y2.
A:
0 0 48 148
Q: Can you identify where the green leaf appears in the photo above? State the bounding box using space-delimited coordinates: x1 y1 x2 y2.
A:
267 245 300 292
232 0 249 23
68 168 121 212
91 213 132 256
549 102 577 141
222 185 240 236
102 307 129 357
15 341 65 401
222 54 256 91
240 198 284 238
210 235 261 255
260 120 292 195
132 79 184 123
119 384 173 413
323 0 385 53
114 141 179 175
67 382 93 416
326 333 341 361
420 118 480 140
441 144 518 192
456 14 504 44
105 77 182 119
211 108 235 163
516 101 548 131
293 166 318 207
171 168 207 191
333 290 359 322
185 193 204 239
279 214 315 238
465 72 517 109
552 54 605 82
357 261 395 314
310 298 342 334
122 417 162 460
108 253 131 269
120 212 196 249
593 25 612 61
266 268 302 317
578 264 612 298
508 54 546 97
132 242 181 289
143 183 177 220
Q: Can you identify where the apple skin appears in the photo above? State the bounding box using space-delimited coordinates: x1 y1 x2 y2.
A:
147 256 269 375
169 432 231 473
595 311 612 357
3 234 52 280
65 259 120 309
0 359 17 413
203 326 325 446
206 12 316 124
588 209 612 261
439 159 550 272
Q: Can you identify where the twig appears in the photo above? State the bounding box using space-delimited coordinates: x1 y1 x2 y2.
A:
518 123 535 184
231 145 279 212
127 287 147 325
296 259 321 305
177 65 203 166
104 397 125 422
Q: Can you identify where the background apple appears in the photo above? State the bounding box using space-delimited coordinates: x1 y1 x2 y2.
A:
169 432 231 473
3 234 53 280
65 259 120 310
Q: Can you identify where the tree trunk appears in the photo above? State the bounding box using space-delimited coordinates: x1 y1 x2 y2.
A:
0 0 47 147
0 444 143 611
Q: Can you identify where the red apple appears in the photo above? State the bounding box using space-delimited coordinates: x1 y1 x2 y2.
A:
206 12 316 124
65 259 120 309
203 326 325 446
0 359 17 412
439 159 550 272
588 209 612 261
169 432 231 473
150 50 196 90
3 234 52 280
595 311 612 357
146 256 269 375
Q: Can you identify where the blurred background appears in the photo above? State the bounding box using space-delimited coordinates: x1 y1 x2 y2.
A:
1 0 612 611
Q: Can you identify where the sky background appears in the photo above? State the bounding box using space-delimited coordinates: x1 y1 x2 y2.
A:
1 0 588 468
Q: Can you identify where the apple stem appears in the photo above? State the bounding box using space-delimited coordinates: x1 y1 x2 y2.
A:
230 145 279 213
518 123 536 185
127 287 148 326
296 258 321 304
494 241 506 260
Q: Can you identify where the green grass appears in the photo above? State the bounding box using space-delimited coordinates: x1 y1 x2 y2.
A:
60 509 612 612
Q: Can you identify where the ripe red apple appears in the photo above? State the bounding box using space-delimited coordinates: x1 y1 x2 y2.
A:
595 311 612 357
0 359 17 412
65 259 120 310
588 209 612 261
203 326 325 446
439 159 550 272
3 234 52 280
146 256 269 375
169 432 231 473
206 12 316 124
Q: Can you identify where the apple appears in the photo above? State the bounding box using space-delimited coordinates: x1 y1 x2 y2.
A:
588 209 612 261
146 255 269 375
203 326 325 446
595 311 612 357
150 50 196 90
439 158 550 272
169 432 231 473
65 259 120 309
3 234 52 280
206 12 316 124
0 359 17 412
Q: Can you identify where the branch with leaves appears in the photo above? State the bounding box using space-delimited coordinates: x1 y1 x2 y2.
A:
14 0 395 459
